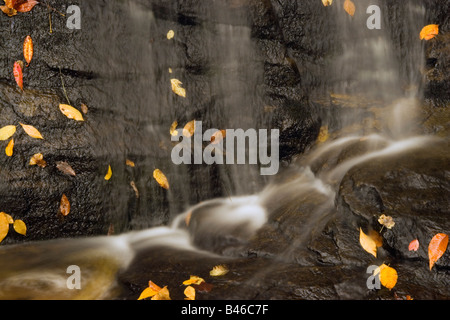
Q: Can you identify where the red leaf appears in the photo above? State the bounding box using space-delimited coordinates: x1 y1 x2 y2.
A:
15 0 39 13
13 61 23 90
408 239 419 252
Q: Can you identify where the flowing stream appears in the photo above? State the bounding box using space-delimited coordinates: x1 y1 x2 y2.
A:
0 0 443 300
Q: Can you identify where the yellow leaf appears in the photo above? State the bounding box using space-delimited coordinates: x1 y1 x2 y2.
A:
5 138 14 157
13 219 26 236
20 123 43 139
183 120 195 137
183 275 205 286
59 104 84 122
0 125 16 141
126 159 135 167
170 121 179 136
322 0 332 6
184 286 195 300
343 0 355 17
420 24 439 41
171 78 186 98
104 165 112 181
1 213 14 224
210 265 229 277
359 228 377 257
153 169 169 190
378 264 398 290
29 153 47 168
369 230 383 248
317 126 329 143
378 214 395 229
151 286 171 300
0 213 9 244
167 30 175 40
138 287 159 300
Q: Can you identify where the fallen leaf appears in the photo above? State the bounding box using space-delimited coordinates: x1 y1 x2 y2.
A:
210 265 229 277
153 169 169 190
59 104 84 121
183 275 205 286
13 219 26 236
15 0 39 13
5 138 14 157
428 233 448 270
130 181 139 198
29 153 47 168
378 214 395 229
211 130 226 145
378 264 398 290
56 161 76 176
183 120 195 137
1 213 14 224
369 230 383 248
138 281 162 300
317 126 329 143
359 228 377 257
20 123 43 139
151 286 171 300
0 125 16 141
171 78 186 98
23 35 33 66
105 165 112 181
126 159 135 167
184 286 195 300
322 0 332 6
59 194 70 217
13 61 23 90
420 24 439 41
167 30 175 40
0 5 17 16
80 103 88 114
343 0 355 17
0 213 9 244
408 239 419 252
192 281 214 293
170 121 178 136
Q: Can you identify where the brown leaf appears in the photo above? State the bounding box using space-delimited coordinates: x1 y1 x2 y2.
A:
29 153 47 168
192 281 214 293
56 161 76 176
130 181 139 198
59 194 70 217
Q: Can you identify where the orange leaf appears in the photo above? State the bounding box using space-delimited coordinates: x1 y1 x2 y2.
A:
359 228 377 257
183 275 205 286
59 104 84 121
20 123 44 139
183 120 195 137
15 0 39 13
5 138 14 157
13 219 26 236
211 130 226 145
184 286 195 300
13 61 23 90
59 194 70 217
151 286 171 300
343 0 355 17
0 213 9 244
104 165 112 181
153 169 169 190
408 239 419 252
23 35 33 66
138 281 162 300
420 24 439 41
0 5 17 16
378 264 398 290
428 233 448 270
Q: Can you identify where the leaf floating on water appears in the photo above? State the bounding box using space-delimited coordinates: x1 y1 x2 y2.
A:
59 194 70 217
378 264 398 290
171 78 186 98
378 214 395 229
343 0 355 17
151 286 171 300
138 281 162 300
104 165 112 181
13 61 24 90
420 24 439 41
183 120 195 137
408 239 419 252
184 286 195 300
0 213 9 244
428 233 448 270
0 125 16 141
322 0 332 6
210 265 229 277
13 219 26 236
23 35 33 66
29 153 47 168
183 275 205 286
359 228 377 257
167 30 175 40
153 169 169 190
59 104 84 121
5 138 14 157
20 123 43 139
56 161 76 176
